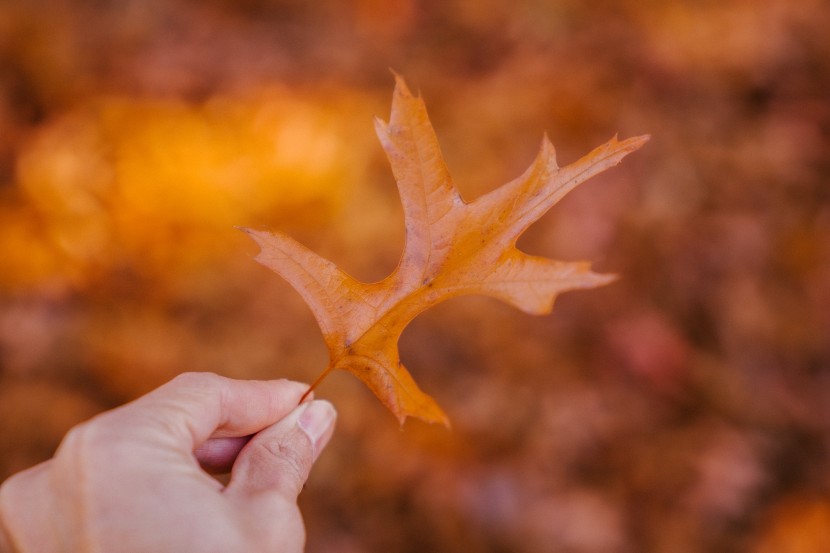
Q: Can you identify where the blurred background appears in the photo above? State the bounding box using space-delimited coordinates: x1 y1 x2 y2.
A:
1 0 829 551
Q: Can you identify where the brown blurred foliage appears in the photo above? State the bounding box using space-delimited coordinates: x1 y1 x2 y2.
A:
1 0 829 551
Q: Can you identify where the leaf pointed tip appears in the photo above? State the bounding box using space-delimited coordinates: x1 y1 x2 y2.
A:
391 72 415 99
238 226 266 247
538 133 558 164
373 115 389 136
397 409 452 430
388 67 403 80
237 226 275 248
615 133 651 152
628 133 651 148
563 264 619 291
595 271 619 286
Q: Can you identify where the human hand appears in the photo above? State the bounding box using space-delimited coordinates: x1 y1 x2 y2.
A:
0 373 336 553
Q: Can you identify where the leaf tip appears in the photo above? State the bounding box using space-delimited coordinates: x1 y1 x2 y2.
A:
431 409 452 430
398 409 452 430
617 133 651 153
573 262 619 289
237 226 262 249
391 71 415 99
373 115 389 138
237 226 269 249
629 133 651 148
538 133 558 167
593 271 620 287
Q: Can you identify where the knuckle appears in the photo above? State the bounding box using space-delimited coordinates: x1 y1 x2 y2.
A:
253 438 310 485
57 420 95 454
54 416 126 470
54 421 102 467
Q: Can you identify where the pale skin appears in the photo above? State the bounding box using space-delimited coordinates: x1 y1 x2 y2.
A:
0 372 337 553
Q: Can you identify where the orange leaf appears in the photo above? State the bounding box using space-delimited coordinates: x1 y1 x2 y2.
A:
242 76 648 426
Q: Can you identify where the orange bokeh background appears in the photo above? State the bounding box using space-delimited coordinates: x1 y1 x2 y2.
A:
2 1 829 551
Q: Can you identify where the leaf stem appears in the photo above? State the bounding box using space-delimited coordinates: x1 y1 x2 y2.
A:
298 365 335 405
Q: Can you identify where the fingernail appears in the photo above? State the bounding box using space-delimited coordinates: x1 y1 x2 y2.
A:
298 400 336 460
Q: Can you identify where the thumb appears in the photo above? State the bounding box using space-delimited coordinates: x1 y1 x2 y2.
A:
226 399 336 501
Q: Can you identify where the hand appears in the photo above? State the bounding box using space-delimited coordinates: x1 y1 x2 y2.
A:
0 373 336 553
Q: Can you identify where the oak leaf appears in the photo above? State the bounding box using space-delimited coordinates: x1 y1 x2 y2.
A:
242 76 648 426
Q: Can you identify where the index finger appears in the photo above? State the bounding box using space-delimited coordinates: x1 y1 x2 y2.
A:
105 373 310 450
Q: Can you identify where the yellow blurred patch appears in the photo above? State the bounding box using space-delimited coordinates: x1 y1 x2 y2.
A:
2 87 376 290
754 497 830 553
